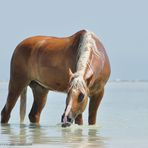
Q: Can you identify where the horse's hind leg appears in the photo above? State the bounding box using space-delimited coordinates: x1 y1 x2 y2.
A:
1 78 29 123
29 82 48 123
88 88 104 125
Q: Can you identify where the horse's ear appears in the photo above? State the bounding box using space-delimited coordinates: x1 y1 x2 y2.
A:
69 68 73 77
69 68 74 78
85 69 93 86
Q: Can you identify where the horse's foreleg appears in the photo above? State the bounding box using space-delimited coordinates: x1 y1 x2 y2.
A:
75 114 83 125
88 88 104 125
29 83 48 123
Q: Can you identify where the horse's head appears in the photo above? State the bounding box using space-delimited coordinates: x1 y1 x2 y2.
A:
61 69 93 127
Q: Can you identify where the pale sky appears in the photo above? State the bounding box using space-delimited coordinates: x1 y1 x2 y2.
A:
0 0 148 81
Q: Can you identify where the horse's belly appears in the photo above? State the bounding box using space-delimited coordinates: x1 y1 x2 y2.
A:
36 67 69 92
35 80 68 92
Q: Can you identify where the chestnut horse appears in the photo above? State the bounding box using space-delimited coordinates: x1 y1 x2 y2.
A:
1 30 110 127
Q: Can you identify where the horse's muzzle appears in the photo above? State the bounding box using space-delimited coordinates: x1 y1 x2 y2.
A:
61 114 73 128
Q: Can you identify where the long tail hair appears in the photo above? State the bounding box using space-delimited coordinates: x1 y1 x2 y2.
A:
20 87 27 123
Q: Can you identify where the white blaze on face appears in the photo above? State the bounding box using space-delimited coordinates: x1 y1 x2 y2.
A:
63 96 73 123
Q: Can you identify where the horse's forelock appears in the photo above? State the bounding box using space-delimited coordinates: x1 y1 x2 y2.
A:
68 73 88 95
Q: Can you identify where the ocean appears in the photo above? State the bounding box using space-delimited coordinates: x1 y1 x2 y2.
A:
0 81 148 148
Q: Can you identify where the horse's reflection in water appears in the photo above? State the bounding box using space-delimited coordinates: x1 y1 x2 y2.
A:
1 124 28 145
1 124 106 147
61 126 106 148
28 124 51 144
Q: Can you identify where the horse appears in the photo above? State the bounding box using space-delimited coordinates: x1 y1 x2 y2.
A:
1 30 111 127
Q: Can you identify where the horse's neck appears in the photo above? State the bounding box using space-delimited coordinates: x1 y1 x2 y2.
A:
76 31 93 76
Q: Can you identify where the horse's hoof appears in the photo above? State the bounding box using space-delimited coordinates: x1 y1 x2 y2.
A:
61 122 71 128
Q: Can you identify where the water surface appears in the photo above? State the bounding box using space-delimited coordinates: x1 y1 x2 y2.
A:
0 82 148 148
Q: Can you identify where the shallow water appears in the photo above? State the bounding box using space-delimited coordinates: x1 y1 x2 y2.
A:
0 82 148 148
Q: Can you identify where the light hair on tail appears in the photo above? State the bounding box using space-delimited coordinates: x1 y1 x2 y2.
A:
20 87 27 123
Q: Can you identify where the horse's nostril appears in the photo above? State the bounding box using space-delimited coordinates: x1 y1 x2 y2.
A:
61 116 73 128
67 117 73 123
61 111 74 123
61 114 73 128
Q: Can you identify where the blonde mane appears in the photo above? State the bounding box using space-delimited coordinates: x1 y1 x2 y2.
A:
69 30 104 93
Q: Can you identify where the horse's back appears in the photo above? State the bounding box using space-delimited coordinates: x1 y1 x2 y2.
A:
12 30 86 63
15 35 73 54
10 34 77 90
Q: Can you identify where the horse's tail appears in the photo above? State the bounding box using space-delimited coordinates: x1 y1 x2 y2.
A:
20 87 27 123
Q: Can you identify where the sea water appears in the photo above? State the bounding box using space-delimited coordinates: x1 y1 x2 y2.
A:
0 81 148 148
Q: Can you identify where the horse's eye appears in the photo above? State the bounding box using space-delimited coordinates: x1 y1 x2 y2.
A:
78 93 84 102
